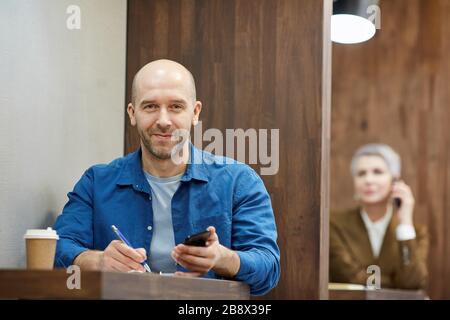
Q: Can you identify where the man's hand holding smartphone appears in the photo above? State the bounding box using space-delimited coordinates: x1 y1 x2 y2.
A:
171 226 241 279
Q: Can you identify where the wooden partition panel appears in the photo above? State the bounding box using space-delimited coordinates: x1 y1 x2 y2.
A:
331 0 450 299
125 0 332 299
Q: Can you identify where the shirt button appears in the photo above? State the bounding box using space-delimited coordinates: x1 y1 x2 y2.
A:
147 225 152 231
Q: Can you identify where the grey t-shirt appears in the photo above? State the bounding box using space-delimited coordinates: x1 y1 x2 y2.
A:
144 171 182 273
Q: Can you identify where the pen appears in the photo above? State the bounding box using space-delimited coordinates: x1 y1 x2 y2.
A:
111 225 152 273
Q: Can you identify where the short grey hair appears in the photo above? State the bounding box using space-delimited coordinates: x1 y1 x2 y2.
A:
350 143 401 178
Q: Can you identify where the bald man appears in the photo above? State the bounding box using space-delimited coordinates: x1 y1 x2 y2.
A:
53 60 280 296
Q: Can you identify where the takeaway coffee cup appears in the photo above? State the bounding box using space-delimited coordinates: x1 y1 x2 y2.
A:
24 228 59 270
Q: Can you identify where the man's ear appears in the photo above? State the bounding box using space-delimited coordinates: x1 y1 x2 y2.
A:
127 103 137 126
192 101 202 126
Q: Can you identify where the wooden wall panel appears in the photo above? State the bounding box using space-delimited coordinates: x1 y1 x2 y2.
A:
331 0 450 299
125 0 332 299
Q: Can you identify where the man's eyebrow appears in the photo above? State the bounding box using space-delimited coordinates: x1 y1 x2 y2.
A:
171 99 188 104
139 99 157 106
139 99 188 105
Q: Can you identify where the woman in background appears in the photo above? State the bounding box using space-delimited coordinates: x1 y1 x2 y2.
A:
329 144 428 289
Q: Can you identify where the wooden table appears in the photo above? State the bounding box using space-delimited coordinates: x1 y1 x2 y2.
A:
0 269 250 300
329 288 428 300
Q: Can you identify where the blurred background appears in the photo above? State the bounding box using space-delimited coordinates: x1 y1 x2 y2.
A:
331 0 450 299
0 0 126 268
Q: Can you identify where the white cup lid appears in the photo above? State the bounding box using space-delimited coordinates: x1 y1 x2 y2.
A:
24 227 59 240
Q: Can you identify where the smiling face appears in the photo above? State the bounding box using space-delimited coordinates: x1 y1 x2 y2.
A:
127 60 202 160
353 155 394 205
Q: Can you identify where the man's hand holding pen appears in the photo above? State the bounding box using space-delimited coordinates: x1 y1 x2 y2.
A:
100 240 148 272
74 240 148 272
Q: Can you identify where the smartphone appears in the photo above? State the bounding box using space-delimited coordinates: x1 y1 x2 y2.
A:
394 197 402 209
392 178 402 209
183 230 211 247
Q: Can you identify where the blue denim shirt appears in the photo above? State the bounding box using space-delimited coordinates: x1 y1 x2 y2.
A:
53 144 280 295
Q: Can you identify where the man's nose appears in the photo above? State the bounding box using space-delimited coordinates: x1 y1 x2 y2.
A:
156 108 172 128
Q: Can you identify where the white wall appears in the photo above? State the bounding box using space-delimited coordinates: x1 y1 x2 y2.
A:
0 0 127 267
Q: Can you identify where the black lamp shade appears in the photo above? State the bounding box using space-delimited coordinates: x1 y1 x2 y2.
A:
333 0 380 17
332 0 380 44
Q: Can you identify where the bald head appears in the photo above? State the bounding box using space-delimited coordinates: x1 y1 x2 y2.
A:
131 59 197 107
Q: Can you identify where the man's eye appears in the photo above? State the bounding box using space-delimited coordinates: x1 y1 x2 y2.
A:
357 171 366 177
171 104 183 110
144 104 157 109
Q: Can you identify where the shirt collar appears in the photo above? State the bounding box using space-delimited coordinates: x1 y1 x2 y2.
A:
181 142 209 183
117 142 209 188
360 203 393 231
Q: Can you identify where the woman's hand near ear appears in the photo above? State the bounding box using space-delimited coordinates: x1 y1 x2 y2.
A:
392 180 415 226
